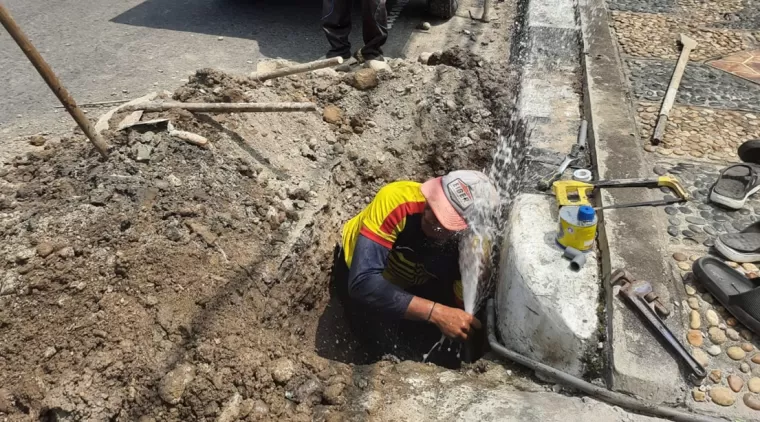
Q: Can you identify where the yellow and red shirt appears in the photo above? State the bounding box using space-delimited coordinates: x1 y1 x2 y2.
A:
342 181 463 314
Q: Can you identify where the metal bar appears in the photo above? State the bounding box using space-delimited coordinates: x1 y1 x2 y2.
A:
126 102 316 113
0 3 109 158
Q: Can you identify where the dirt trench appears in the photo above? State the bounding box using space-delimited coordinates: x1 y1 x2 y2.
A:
0 48 518 421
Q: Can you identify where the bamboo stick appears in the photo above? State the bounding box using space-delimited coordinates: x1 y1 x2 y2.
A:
126 102 316 113
0 4 109 158
250 57 343 81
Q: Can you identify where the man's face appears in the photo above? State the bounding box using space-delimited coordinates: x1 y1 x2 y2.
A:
421 205 460 241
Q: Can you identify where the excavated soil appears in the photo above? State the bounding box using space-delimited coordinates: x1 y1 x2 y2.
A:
0 48 518 421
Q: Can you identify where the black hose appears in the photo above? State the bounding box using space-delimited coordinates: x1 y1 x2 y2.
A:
486 300 723 422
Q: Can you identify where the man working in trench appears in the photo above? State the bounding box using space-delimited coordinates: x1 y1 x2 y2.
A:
333 170 498 364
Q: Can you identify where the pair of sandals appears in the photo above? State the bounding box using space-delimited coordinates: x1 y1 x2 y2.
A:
694 140 760 336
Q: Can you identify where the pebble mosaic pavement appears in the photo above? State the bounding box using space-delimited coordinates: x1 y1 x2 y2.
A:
606 0 760 413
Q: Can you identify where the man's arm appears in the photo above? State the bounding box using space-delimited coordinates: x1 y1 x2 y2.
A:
348 235 481 339
347 234 413 319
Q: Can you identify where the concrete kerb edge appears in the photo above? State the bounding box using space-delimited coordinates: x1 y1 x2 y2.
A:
577 0 698 406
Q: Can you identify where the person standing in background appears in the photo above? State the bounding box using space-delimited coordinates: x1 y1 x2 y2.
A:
322 0 392 72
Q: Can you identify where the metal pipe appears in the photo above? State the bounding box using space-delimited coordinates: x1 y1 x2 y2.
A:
486 300 720 422
0 3 109 158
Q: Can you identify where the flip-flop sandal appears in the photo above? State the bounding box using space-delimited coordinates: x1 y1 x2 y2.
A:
715 232 760 263
693 257 760 335
709 164 760 210
738 139 760 165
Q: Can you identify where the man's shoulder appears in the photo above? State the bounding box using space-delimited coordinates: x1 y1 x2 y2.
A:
376 181 425 203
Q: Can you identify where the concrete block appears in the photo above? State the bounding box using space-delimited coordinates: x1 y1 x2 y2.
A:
525 27 581 71
495 194 600 377
578 0 686 404
527 0 578 29
518 72 581 153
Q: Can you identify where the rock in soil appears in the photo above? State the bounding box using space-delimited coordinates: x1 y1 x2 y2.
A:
323 105 343 124
323 382 346 405
710 387 737 406
158 363 195 405
28 135 46 146
217 392 242 422
693 388 706 402
35 242 54 258
0 388 14 413
270 357 297 385
345 68 379 90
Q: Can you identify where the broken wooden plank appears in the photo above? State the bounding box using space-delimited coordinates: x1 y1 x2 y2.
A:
117 110 144 130
95 92 157 134
250 57 343 81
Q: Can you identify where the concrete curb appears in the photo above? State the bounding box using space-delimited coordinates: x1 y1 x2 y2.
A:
577 0 686 404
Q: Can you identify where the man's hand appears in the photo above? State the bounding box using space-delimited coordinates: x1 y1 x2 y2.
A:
429 304 481 341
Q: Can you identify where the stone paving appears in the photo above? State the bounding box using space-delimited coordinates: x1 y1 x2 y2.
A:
612 12 748 62
607 0 675 14
628 59 760 112
605 0 760 414
638 102 760 162
649 160 760 412
717 0 760 30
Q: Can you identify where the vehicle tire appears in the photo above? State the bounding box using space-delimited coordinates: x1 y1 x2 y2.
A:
428 0 458 19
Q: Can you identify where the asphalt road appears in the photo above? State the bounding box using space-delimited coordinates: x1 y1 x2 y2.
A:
0 0 437 139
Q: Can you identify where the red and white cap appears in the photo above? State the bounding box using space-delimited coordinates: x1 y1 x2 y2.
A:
420 170 498 231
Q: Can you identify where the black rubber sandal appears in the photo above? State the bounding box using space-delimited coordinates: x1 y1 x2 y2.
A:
709 164 760 210
715 221 760 263
738 139 760 165
692 256 760 336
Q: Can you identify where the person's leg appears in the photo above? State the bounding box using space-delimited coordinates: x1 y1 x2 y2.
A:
358 0 388 61
322 0 353 59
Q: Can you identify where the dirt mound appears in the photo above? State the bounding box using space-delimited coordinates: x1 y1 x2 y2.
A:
0 48 517 421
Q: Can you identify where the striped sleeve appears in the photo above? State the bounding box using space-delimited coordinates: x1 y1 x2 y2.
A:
359 184 426 249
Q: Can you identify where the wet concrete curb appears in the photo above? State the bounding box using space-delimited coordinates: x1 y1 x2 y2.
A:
578 0 688 406
495 0 603 378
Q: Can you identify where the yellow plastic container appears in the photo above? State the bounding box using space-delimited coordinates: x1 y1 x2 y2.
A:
557 205 597 251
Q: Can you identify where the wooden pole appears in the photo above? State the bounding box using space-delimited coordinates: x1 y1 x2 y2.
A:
651 34 697 145
250 57 343 81
127 102 317 113
0 4 109 158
